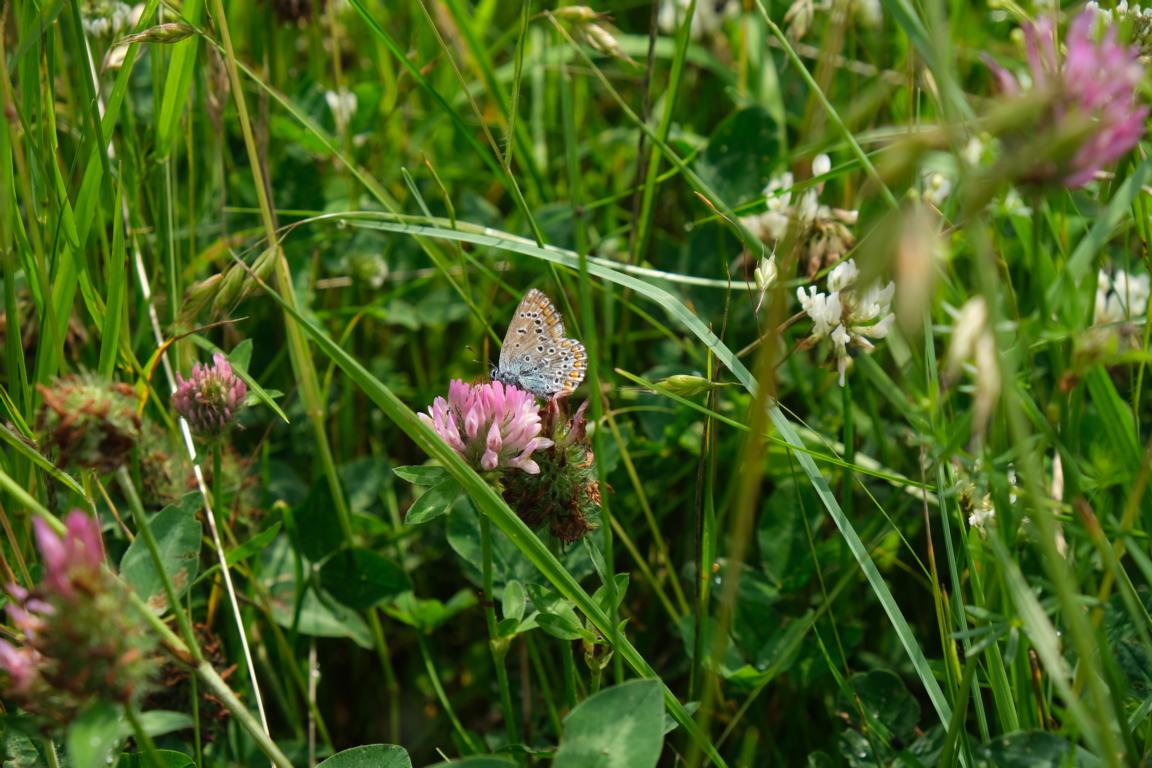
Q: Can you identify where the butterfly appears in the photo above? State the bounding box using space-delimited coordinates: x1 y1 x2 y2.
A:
491 289 587 399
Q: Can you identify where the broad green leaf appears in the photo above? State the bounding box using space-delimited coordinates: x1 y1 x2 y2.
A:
0 722 45 767
537 612 591 642
973 731 1102 768
384 590 477 633
423 759 516 768
136 710 194 737
226 523 282 567
758 481 819 590
393 465 450 485
294 480 346 562
837 670 920 745
264 538 373 648
695 106 782 208
339 455 393 514
448 503 594 588
321 548 412 611
554 680 664 768
116 750 196 768
119 493 202 614
66 702 124 768
501 579 526 622
404 476 462 525
316 744 412 768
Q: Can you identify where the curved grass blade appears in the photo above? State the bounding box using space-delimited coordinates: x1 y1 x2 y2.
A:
245 262 730 768
337 213 955 730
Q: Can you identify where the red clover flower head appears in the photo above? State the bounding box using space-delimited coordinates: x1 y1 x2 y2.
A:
990 10 1148 187
420 380 554 474
33 511 105 601
173 353 247 437
0 510 157 722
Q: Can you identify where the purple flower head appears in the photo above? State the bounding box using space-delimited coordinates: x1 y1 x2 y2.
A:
0 510 158 720
990 10 1148 187
419 380 554 474
31 511 105 600
173 353 248 437
0 639 43 694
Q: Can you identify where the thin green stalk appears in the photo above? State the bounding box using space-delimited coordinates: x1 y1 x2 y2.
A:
124 705 164 767
418 633 484 754
212 442 223 528
686 307 776 768
561 635 578 711
480 514 522 752
525 633 563 734
40 739 60 768
691 359 719 702
605 411 689 619
205 0 355 547
116 466 201 655
560 39 623 687
631 0 694 264
193 657 294 768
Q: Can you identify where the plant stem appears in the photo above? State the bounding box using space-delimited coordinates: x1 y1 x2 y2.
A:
116 466 200 654
480 513 521 752
417 633 483 754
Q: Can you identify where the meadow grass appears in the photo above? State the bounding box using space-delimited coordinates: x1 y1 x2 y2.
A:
2 1 1152 766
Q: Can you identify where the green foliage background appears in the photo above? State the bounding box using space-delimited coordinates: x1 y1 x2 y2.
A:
2 0 1152 766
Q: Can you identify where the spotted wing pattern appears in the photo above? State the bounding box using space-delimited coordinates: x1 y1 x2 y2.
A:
492 289 587 398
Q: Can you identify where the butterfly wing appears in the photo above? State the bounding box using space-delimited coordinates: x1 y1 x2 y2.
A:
495 289 586 398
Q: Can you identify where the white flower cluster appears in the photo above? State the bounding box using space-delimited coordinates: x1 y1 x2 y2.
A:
796 258 895 386
968 493 995 531
741 155 858 275
921 172 953 209
81 1 135 39
657 0 739 39
784 0 882 39
325 88 358 135
1087 1 1152 22
1095 268 1150 325
945 297 1000 434
1087 1 1152 56
749 154 830 242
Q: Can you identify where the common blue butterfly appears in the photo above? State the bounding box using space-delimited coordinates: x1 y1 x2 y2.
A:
491 289 587 398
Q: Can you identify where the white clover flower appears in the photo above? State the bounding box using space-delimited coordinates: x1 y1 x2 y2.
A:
1095 268 1150 324
325 88 358 135
741 154 857 279
921 172 953 209
827 259 859 293
753 255 778 313
968 494 996 531
796 285 843 338
854 0 882 27
82 1 136 39
796 258 895 386
754 255 778 291
1000 189 1032 218
658 0 739 39
946 297 1000 435
961 136 988 166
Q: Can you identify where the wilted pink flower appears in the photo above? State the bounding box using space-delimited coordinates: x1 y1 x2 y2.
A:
0 510 157 722
0 640 42 694
989 10 1148 187
173 353 247 436
32 511 105 600
37 375 140 472
419 380 554 474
